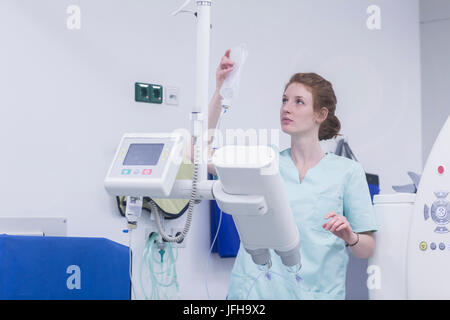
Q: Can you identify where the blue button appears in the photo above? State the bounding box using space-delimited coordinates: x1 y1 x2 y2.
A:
431 242 437 250
439 243 445 250
121 169 132 175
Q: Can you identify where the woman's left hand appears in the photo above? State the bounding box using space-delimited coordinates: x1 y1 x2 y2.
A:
322 211 358 245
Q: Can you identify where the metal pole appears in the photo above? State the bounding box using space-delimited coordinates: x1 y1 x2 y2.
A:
192 0 211 181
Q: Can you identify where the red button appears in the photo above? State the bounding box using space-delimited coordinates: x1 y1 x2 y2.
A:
438 166 445 175
142 169 152 175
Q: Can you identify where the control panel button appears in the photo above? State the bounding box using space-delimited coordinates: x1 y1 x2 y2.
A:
142 169 152 175
133 169 140 175
431 200 449 224
430 194 450 235
438 165 445 175
419 241 427 251
430 242 437 250
434 191 449 198
434 226 449 234
438 206 447 218
439 243 446 250
424 205 430 221
121 169 132 175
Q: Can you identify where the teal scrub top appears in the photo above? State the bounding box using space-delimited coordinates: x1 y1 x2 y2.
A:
227 148 378 300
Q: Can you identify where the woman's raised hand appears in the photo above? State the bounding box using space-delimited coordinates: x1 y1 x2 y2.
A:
216 49 235 90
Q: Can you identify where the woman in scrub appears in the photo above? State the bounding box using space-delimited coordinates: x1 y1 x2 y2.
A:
207 50 378 300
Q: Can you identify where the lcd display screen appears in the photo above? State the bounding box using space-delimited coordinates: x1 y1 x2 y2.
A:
123 143 164 166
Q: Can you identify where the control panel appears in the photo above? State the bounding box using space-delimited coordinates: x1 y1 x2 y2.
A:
104 133 185 197
426 191 450 234
407 116 450 299
415 190 450 259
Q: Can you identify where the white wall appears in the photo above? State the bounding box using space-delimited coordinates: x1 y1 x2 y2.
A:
0 0 421 299
420 0 450 164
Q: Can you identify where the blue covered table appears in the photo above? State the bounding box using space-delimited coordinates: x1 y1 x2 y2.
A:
0 235 130 300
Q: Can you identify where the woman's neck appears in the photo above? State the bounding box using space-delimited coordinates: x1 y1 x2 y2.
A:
290 134 325 166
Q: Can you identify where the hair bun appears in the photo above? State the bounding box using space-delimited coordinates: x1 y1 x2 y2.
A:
319 113 341 141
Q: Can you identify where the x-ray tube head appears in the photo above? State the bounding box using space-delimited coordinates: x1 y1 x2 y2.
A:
212 145 301 268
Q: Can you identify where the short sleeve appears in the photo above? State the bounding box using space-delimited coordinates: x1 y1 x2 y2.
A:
343 163 378 233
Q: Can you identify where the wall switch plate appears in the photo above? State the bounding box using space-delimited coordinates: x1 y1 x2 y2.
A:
135 83 163 104
165 86 180 106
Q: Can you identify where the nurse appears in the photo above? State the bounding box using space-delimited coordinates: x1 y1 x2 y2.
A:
207 50 378 300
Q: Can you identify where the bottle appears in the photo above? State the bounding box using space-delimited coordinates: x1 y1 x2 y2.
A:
220 43 248 109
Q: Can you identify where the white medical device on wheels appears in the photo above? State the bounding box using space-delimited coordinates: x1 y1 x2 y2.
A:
369 116 450 300
406 116 450 299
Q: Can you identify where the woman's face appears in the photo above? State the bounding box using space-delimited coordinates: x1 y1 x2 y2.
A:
280 82 322 136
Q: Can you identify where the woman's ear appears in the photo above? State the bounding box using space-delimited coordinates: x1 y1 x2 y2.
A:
316 107 329 124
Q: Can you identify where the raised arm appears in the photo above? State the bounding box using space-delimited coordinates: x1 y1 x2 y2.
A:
190 49 235 176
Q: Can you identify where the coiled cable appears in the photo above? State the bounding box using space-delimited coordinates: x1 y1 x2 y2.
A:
152 136 200 243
